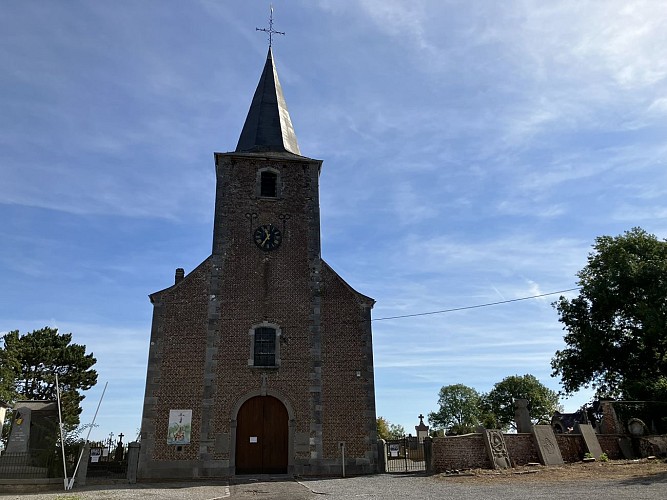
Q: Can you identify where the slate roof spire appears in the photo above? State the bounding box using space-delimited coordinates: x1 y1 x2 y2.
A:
235 48 301 155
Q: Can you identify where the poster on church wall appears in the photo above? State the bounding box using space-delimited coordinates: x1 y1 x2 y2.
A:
167 409 192 445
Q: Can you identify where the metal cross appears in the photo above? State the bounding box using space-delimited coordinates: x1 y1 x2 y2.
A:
256 4 285 48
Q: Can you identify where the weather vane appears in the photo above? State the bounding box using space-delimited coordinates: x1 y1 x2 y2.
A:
256 4 285 48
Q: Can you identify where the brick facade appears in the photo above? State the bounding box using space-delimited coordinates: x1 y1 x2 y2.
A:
504 434 539 465
137 152 377 478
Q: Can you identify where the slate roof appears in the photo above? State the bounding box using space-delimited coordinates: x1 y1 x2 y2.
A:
235 48 301 155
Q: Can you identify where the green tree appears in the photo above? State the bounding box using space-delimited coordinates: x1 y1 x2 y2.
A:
484 374 560 431
376 417 406 440
428 384 481 435
388 423 405 439
376 416 391 440
552 228 667 400
0 327 98 428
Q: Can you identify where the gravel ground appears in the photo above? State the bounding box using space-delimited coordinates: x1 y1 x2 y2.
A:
1 460 666 500
302 460 667 499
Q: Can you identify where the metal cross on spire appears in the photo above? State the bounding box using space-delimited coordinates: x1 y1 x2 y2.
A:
256 4 285 48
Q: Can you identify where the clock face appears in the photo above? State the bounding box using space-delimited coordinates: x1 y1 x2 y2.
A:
253 224 282 251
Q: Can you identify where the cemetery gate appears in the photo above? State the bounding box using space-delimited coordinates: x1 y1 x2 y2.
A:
385 436 426 473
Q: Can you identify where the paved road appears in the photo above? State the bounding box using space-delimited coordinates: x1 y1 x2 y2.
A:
1 473 666 499
302 473 667 500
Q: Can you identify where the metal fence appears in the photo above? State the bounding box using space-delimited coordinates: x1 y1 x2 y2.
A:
385 437 426 473
0 450 55 479
0 443 129 480
86 444 129 479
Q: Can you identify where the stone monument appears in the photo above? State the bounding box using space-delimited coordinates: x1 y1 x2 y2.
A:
482 429 512 469
0 401 59 479
514 399 532 433
415 414 429 442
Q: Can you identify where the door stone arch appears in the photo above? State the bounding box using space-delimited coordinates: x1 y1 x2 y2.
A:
230 390 295 474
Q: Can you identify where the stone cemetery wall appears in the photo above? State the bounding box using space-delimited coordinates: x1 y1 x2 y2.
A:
432 432 632 472
596 435 623 459
432 434 491 470
638 435 667 456
504 434 539 465
554 434 585 462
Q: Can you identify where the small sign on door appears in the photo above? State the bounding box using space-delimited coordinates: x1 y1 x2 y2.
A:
249 436 258 443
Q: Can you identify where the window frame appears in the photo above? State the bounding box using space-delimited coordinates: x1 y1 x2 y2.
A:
248 322 281 369
256 167 280 199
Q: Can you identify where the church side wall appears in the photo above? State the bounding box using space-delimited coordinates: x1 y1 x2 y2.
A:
137 258 211 480
320 265 378 474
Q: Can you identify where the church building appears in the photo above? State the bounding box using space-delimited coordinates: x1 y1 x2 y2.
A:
137 47 378 478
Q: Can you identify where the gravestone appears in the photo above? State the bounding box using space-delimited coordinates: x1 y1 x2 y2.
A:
514 399 532 433
482 429 512 469
575 423 604 459
627 418 647 436
532 424 564 465
618 437 635 459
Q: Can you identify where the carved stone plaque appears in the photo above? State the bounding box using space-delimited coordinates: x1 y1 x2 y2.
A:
532 424 563 465
6 407 32 454
482 429 512 469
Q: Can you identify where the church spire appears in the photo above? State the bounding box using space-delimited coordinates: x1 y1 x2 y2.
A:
235 48 301 155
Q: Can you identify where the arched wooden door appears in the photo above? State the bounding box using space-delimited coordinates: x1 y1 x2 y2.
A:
235 395 288 474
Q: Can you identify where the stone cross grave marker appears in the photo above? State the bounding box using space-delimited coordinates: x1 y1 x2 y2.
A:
532 424 564 465
514 399 532 433
415 414 429 441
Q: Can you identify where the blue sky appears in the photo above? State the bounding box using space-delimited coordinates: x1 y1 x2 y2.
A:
1 1 666 443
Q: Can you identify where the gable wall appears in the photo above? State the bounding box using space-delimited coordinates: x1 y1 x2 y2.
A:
320 264 377 470
139 258 211 470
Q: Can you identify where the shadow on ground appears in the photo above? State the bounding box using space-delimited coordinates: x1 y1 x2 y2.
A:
618 470 667 486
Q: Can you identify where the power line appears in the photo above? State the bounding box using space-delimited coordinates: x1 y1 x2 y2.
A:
372 287 580 322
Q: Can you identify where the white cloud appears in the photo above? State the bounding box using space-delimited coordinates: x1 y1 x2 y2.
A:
646 97 667 116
